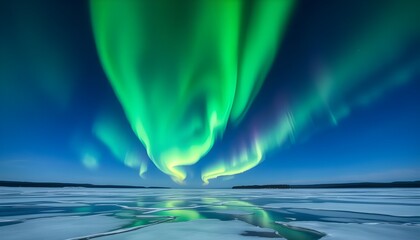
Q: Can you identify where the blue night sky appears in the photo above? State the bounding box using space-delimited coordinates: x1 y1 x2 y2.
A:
0 0 419 188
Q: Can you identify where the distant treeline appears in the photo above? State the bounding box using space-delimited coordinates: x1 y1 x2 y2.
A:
232 181 420 189
0 181 170 189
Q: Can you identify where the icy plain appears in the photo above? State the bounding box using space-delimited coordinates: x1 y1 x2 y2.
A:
0 187 419 239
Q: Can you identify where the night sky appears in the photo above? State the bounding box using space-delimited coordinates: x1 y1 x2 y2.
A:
0 0 419 188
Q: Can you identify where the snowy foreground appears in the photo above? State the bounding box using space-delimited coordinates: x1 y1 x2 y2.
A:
0 188 419 240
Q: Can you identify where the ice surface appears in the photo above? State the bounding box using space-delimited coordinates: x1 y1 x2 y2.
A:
99 219 283 240
0 187 419 240
264 201 419 216
283 221 420 240
210 209 253 215
0 215 131 240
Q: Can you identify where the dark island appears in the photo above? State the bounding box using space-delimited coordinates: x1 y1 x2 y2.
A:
232 180 420 189
0 180 170 189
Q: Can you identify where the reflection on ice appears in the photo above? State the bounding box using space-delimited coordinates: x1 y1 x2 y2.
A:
100 219 282 240
0 188 419 239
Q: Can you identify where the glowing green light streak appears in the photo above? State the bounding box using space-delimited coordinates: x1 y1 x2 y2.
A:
90 0 294 183
93 114 147 177
202 140 263 185
230 0 295 121
202 1 420 184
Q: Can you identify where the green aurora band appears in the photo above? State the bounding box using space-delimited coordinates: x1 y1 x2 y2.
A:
93 113 148 178
202 0 420 184
90 0 294 183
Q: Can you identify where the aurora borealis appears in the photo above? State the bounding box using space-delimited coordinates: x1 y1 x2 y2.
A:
0 0 419 187
90 0 293 183
202 0 420 184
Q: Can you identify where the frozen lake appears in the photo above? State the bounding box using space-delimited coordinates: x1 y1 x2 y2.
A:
0 187 419 239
